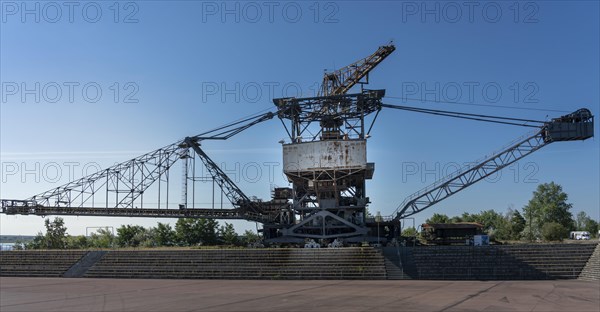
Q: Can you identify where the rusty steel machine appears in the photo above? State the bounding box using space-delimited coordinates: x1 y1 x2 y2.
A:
1 43 595 244
264 44 395 242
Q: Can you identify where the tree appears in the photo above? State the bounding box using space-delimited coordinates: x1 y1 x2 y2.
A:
44 217 68 249
12 240 25 250
175 218 219 246
585 219 599 238
198 219 219 245
522 182 574 240
23 218 69 249
154 222 176 246
426 213 450 224
509 210 526 240
401 227 418 237
26 232 46 249
66 235 89 249
576 211 599 237
455 210 510 240
541 222 568 241
576 211 588 230
241 230 261 246
450 215 464 223
219 223 238 245
88 228 115 248
478 210 510 240
116 225 146 247
175 218 200 246
139 227 156 248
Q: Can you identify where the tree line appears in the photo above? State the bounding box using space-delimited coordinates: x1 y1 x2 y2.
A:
20 218 261 250
402 182 599 242
14 182 599 249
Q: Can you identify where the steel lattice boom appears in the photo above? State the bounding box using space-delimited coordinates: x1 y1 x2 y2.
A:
388 108 594 221
26 142 184 209
319 43 396 96
1 112 279 222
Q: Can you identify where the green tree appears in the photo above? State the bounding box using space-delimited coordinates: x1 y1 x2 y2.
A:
116 225 146 247
12 240 25 250
154 222 176 246
219 222 238 245
426 213 450 224
401 227 418 237
139 227 156 248
585 220 599 238
479 210 510 240
88 228 115 248
24 218 69 250
541 222 568 241
198 219 219 245
26 232 46 249
455 210 511 240
450 215 464 223
576 211 588 230
44 217 68 249
241 230 261 246
575 211 599 237
509 210 526 240
175 218 219 246
522 182 575 240
175 218 200 246
461 212 475 222
66 235 89 249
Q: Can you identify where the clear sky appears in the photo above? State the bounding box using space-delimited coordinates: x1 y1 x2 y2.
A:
1 1 599 236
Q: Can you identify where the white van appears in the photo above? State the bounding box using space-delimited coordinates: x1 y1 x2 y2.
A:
569 231 590 240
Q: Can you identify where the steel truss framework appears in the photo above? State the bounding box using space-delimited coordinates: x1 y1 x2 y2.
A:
0 40 595 244
388 108 594 221
1 112 284 225
391 131 546 220
319 43 396 96
277 167 371 240
270 89 385 241
0 107 594 242
274 90 385 142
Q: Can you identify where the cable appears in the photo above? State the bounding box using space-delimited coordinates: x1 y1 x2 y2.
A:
191 105 276 139
381 103 545 128
382 103 545 123
384 95 569 113
189 95 552 141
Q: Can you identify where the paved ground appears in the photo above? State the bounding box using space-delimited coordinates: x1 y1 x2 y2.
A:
1 277 599 311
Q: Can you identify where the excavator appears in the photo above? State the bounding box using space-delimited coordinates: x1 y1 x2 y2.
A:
1 43 594 243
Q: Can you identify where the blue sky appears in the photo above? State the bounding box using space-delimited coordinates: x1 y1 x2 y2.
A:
1 1 598 236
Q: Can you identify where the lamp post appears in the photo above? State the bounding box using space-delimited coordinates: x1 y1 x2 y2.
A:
375 211 383 245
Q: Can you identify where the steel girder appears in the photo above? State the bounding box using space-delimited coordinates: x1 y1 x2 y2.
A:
273 90 384 142
319 43 396 96
389 108 594 221
391 131 547 220
184 138 252 208
280 210 368 239
1 113 277 221
24 141 186 210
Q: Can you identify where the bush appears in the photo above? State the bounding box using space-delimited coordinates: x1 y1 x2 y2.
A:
541 222 568 241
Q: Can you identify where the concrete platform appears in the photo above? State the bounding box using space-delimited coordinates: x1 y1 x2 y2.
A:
1 277 599 311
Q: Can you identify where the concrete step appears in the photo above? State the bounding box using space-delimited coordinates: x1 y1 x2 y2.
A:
63 251 107 278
